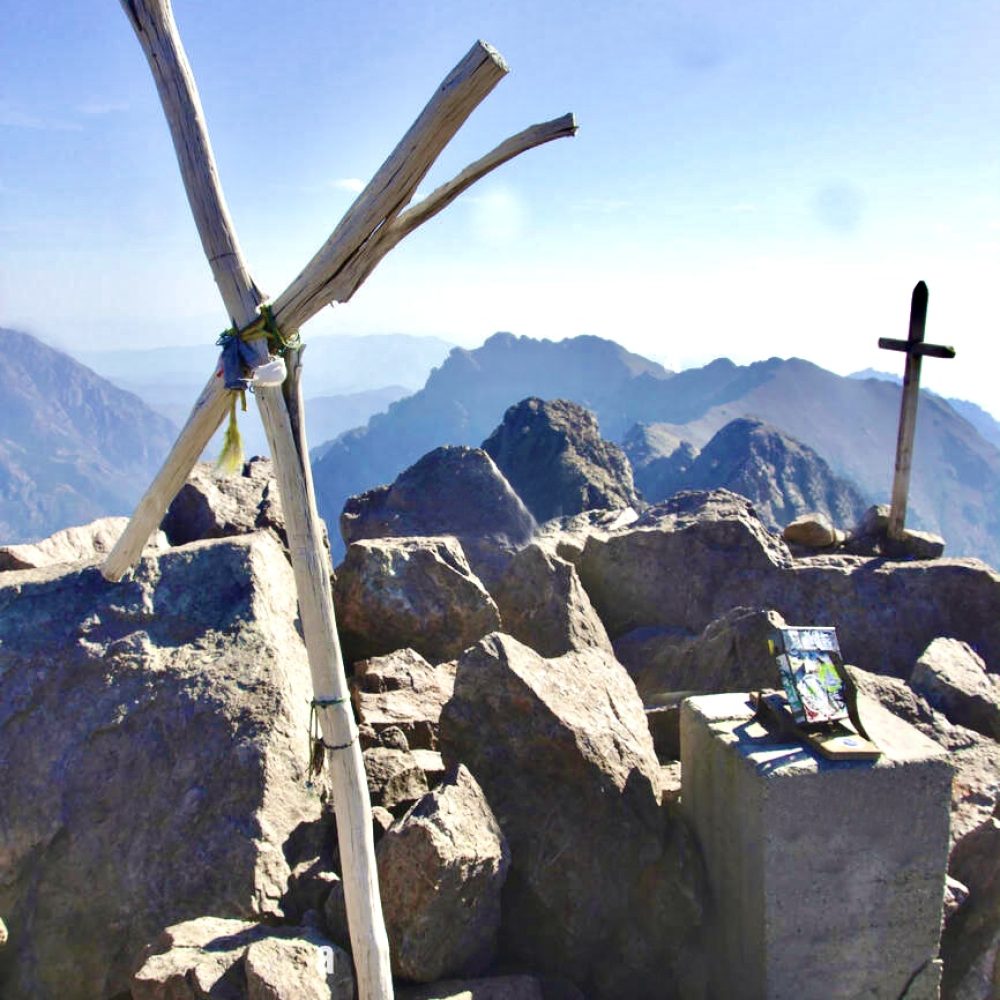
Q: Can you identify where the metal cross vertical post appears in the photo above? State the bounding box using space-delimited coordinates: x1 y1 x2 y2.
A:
878 281 956 540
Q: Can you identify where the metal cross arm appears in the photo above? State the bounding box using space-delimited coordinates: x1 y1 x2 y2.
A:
878 281 956 541
101 3 576 999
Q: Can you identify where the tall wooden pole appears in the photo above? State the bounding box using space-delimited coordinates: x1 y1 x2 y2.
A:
116 3 393 995
878 281 956 541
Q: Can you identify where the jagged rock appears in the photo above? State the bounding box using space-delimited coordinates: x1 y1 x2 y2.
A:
283 860 342 924
911 638 1000 740
0 516 166 571
482 397 639 523
577 488 1000 680
627 418 867 531
889 528 946 561
783 513 843 548
378 724 411 751
850 505 945 560
848 664 1000 842
412 749 447 787
578 490 792 638
160 458 291 548
131 916 265 1000
377 765 510 982
491 543 612 657
131 918 352 1000
334 536 501 664
363 747 429 813
244 932 354 1000
351 649 457 750
945 875 971 920
340 446 535 586
0 533 322 999
614 607 786 704
532 506 639 565
440 634 704 1000
941 815 1000 999
399 976 549 999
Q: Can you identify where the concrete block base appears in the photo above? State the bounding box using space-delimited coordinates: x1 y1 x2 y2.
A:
681 692 953 1000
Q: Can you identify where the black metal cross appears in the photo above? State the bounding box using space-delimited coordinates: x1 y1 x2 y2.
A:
878 281 956 540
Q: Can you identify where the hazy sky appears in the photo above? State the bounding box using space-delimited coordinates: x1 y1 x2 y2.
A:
3 1 999 414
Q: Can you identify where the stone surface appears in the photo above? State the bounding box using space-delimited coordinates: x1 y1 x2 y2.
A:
399 976 547 1000
377 764 510 982
614 606 786 704
783 512 841 548
131 916 265 1000
244 932 354 1000
911 637 1000 741
351 649 456 750
491 542 612 657
0 917 7 948
891 528 946 561
131 918 352 1000
334 535 501 664
0 515 166 571
160 458 291 549
363 747 429 813
681 693 953 1000
941 814 1000 999
0 533 322 999
848 664 1000 845
482 397 639 523
440 633 704 999
577 488 1000 680
340 446 535 586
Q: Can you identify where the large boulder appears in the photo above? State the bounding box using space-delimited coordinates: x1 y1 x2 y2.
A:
439 634 704 999
160 458 290 548
482 397 639 523
911 637 1000 741
378 765 510 982
941 814 1000 1000
491 543 612 658
0 515 166 571
340 446 535 586
0 533 323 999
130 917 353 1000
614 606 786 704
334 536 501 664
577 489 1000 679
351 649 457 750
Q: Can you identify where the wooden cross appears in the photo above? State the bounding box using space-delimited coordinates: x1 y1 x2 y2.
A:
102 4 576 997
878 281 955 541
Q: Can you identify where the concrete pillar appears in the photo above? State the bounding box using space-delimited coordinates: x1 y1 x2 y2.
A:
681 692 953 1000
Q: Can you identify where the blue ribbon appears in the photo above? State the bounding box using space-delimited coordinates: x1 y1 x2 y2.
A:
218 333 259 391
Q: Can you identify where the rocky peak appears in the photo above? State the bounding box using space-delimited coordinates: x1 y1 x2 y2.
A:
482 397 639 523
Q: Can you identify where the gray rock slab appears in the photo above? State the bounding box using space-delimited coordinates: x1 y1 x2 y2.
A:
377 764 510 982
911 637 1000 741
0 533 322 999
681 692 953 1000
334 535 501 664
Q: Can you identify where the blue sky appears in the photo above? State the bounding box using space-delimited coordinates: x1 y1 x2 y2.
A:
3 1 999 415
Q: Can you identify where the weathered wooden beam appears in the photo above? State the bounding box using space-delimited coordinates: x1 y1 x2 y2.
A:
272 40 509 331
102 39 543 581
337 113 579 300
106 4 394 998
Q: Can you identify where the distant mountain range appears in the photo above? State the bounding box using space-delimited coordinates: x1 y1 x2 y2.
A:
74 333 454 460
0 329 177 543
311 334 1000 567
849 368 1000 451
6 327 999 570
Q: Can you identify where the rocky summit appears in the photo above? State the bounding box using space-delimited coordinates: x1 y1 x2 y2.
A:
1 443 999 998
